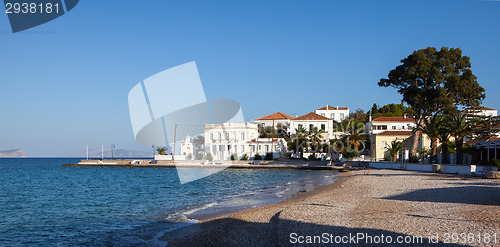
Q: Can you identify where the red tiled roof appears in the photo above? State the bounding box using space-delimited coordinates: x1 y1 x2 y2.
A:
293 112 331 121
255 112 294 120
465 136 500 146
316 105 349 111
463 106 496 111
372 117 415 122
375 131 414 136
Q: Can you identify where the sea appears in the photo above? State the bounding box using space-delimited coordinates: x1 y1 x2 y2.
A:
0 158 337 246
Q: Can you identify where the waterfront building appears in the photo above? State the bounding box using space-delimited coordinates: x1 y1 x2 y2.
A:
204 122 258 160
180 136 194 157
462 106 498 117
366 116 416 135
314 105 350 123
289 112 341 140
254 112 294 130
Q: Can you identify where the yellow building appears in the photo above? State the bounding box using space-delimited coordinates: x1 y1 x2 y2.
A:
371 131 432 161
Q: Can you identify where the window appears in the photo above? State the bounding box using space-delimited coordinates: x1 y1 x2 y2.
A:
241 145 245 152
212 145 216 153
251 145 255 152
321 124 325 131
382 141 387 149
402 126 405 130
219 145 224 151
321 113 325 117
265 145 269 152
331 113 334 118
241 133 245 141
225 132 229 140
340 113 344 119
298 124 303 129
309 124 314 130
210 133 213 140
382 125 387 130
218 133 221 140
234 145 237 153
258 145 261 150
392 126 396 130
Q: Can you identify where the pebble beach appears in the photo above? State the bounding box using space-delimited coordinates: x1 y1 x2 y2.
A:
162 169 500 246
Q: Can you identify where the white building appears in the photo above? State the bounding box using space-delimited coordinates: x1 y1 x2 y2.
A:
367 116 416 135
248 138 287 159
289 112 341 140
180 136 194 157
315 105 349 123
254 112 294 129
204 123 259 160
462 106 498 117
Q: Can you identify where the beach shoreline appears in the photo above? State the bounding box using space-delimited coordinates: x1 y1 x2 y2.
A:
161 169 500 247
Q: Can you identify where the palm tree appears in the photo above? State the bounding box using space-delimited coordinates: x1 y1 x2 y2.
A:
308 126 324 155
156 147 167 155
292 126 308 158
446 113 471 164
342 119 369 155
387 140 405 162
415 115 443 159
437 123 452 164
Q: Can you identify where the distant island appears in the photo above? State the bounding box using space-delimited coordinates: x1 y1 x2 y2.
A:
0 149 27 157
59 148 153 158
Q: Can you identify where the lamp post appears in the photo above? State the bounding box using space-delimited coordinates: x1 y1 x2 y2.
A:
111 144 115 160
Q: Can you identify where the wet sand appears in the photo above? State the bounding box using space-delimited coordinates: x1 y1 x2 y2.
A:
161 169 500 246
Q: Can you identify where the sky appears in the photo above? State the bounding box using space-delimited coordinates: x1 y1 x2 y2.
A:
0 0 499 156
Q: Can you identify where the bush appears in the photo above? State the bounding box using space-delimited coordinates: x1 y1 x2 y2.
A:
230 153 237 160
254 153 262 160
240 154 248 160
196 152 204 160
409 156 419 164
187 153 193 160
205 153 213 162
264 152 274 160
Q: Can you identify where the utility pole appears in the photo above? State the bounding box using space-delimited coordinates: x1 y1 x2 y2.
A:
101 145 103 160
173 124 177 161
111 144 115 160
86 145 88 160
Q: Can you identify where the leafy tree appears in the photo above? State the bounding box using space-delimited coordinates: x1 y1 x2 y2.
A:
264 152 274 160
196 152 204 160
379 47 485 158
254 153 262 160
156 147 167 155
192 135 205 155
186 153 193 160
349 109 368 122
368 103 415 119
387 140 405 162
204 152 213 162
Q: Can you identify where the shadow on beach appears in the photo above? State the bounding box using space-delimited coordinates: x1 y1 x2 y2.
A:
162 215 471 247
384 186 500 206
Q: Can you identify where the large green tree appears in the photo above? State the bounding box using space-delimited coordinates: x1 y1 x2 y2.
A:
378 47 485 157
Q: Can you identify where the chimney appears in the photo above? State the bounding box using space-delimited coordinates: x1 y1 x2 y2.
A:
337 106 339 110
404 114 407 118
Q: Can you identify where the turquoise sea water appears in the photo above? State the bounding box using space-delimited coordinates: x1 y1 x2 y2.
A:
0 158 337 246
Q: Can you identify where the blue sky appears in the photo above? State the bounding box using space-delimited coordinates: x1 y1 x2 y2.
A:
1 0 499 156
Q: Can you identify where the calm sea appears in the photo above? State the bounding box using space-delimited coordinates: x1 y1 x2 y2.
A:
0 158 337 246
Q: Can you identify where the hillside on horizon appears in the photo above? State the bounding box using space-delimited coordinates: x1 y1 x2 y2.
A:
0 149 27 157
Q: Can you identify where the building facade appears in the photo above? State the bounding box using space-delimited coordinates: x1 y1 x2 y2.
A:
254 112 294 130
289 112 341 140
314 105 350 123
462 106 498 117
366 116 416 135
204 123 259 160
